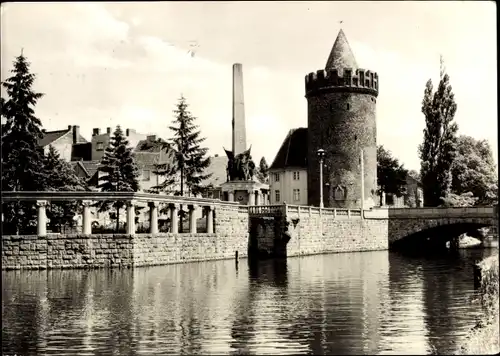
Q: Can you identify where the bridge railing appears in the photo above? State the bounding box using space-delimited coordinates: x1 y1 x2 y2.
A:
249 203 363 220
248 205 286 216
387 206 495 218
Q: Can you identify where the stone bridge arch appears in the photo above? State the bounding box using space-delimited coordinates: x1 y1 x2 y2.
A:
389 217 496 251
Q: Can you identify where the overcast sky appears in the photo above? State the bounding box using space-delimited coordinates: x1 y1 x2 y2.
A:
1 1 497 170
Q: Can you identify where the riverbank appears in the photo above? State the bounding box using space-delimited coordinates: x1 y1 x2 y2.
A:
458 254 499 354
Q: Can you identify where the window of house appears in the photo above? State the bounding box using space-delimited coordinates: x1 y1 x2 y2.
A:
142 170 151 181
275 190 280 203
293 189 300 202
96 142 104 151
293 171 300 180
274 173 280 182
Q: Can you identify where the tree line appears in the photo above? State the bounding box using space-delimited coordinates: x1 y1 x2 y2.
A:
377 58 497 208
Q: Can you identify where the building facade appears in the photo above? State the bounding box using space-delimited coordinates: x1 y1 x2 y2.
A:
269 128 308 205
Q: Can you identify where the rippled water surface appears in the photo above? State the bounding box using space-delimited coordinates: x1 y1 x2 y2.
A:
2 249 496 355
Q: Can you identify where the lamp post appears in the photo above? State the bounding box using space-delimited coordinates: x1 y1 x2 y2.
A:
360 148 365 215
317 149 325 208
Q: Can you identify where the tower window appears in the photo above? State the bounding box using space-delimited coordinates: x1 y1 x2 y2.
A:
346 103 350 110
354 135 358 141
371 98 374 102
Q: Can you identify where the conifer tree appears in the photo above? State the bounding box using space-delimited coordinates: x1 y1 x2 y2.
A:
1 53 47 234
153 95 212 197
419 57 459 207
44 145 88 232
96 125 140 232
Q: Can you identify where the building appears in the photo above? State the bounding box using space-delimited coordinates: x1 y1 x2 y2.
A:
268 128 308 205
203 154 229 199
270 29 378 209
39 125 87 161
383 174 424 208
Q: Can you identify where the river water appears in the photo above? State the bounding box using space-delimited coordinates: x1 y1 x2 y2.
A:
2 248 496 355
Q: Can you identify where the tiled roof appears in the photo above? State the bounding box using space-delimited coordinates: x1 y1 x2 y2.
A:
269 128 308 170
204 155 228 187
325 29 358 72
38 129 69 147
135 149 174 169
80 160 100 178
135 138 168 152
70 161 90 178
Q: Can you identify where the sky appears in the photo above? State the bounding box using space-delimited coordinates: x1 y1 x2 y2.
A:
1 1 497 171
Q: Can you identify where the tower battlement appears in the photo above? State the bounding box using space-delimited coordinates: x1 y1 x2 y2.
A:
305 68 379 97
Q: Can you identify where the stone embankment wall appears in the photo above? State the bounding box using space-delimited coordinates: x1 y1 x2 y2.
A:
2 205 249 270
249 206 389 258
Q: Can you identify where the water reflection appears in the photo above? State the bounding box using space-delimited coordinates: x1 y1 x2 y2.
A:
2 249 493 355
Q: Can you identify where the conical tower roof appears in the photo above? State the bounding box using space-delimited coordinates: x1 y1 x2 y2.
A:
325 29 358 71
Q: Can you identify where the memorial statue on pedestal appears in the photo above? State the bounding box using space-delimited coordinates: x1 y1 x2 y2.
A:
224 146 256 181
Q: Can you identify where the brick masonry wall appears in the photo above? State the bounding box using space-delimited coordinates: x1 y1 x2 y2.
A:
284 209 388 256
307 92 377 209
3 234 135 270
249 217 279 256
2 203 249 270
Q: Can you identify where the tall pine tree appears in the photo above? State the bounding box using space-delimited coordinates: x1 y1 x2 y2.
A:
1 53 47 234
419 57 459 207
44 145 88 232
153 95 212 197
96 126 140 232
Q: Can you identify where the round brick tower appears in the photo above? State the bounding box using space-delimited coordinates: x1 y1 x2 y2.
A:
305 29 378 209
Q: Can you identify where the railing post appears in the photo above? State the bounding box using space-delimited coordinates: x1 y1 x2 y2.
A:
82 200 93 235
170 203 179 233
126 200 136 235
189 204 198 233
228 191 235 202
206 205 214 234
347 209 351 219
148 201 159 235
36 200 48 237
333 208 337 219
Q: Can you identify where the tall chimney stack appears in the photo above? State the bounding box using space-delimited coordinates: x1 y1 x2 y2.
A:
107 127 111 135
72 125 80 144
232 63 247 156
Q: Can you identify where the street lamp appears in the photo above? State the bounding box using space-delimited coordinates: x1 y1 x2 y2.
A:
317 149 325 208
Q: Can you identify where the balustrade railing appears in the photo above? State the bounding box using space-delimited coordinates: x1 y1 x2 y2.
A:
248 203 363 220
1 191 240 237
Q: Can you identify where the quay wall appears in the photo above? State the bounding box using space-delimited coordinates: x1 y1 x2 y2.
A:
2 205 249 270
249 206 389 258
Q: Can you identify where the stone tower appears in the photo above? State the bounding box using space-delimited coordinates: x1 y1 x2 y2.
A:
305 29 378 209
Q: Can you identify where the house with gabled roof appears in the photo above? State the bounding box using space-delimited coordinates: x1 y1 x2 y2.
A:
268 128 308 205
39 125 87 162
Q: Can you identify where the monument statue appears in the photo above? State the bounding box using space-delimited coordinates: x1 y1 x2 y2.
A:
224 146 256 181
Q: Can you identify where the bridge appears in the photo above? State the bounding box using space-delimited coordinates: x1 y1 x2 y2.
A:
382 207 498 251
249 204 498 253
